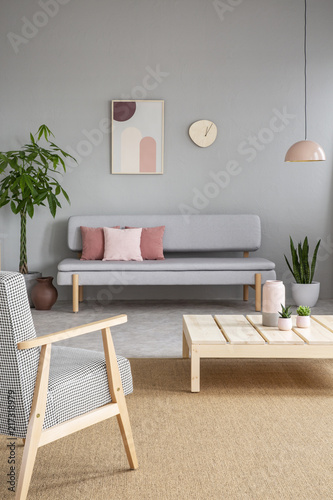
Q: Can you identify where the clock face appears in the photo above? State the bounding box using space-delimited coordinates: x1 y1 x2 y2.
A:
189 120 217 147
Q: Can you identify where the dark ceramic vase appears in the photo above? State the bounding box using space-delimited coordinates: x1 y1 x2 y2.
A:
23 272 42 307
31 276 58 310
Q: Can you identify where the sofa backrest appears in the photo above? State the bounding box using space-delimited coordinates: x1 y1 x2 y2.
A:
68 214 261 252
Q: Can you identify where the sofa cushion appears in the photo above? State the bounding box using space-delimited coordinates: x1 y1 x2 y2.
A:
58 255 275 272
126 226 165 260
80 226 120 260
58 269 276 286
103 228 143 261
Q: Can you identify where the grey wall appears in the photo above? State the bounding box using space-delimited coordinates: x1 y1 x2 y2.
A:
0 0 333 301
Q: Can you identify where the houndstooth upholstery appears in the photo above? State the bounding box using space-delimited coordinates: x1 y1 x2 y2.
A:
0 271 133 438
46 347 133 427
0 272 41 438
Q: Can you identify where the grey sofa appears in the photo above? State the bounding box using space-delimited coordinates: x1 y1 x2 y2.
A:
57 214 276 312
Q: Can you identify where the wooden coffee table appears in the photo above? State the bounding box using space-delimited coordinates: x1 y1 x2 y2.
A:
182 314 333 392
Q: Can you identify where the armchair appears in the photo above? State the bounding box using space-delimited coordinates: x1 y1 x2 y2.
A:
0 271 138 500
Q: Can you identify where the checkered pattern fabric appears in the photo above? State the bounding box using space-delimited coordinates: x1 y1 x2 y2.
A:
0 272 41 438
45 347 133 427
0 272 133 438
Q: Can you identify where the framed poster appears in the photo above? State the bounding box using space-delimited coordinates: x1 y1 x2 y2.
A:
111 100 164 174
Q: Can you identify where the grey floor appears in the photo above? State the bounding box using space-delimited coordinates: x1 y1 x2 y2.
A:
31 298 333 358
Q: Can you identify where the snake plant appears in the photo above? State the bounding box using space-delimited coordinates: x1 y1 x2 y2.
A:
284 236 321 284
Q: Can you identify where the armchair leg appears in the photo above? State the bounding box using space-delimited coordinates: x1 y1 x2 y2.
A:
255 273 262 312
72 274 79 313
102 327 138 470
115 402 138 469
16 345 51 500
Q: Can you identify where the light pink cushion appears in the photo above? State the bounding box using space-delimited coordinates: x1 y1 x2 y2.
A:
125 226 165 260
80 226 120 260
103 228 143 261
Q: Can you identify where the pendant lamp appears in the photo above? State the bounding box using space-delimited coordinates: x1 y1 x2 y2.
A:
285 0 326 162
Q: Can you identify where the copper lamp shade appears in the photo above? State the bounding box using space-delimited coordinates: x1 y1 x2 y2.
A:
285 140 326 162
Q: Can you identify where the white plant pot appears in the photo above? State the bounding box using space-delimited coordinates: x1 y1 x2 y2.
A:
278 317 292 331
296 315 311 328
291 282 320 308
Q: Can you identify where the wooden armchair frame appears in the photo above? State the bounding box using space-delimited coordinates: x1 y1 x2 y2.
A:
15 314 138 500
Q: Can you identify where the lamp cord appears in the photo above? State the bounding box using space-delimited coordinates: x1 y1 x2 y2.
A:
304 0 307 140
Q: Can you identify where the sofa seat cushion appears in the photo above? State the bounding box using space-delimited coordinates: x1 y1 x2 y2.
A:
58 255 275 272
44 346 133 428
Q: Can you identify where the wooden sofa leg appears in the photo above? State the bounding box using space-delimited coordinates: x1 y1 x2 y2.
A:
243 251 249 302
79 285 83 303
72 274 79 313
255 273 262 312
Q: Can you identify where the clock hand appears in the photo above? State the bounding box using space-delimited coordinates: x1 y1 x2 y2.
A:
206 123 213 135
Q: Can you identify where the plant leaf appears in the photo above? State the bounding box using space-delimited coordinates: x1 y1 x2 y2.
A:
10 201 18 214
284 255 295 280
27 200 34 218
47 194 56 217
298 242 305 283
310 239 321 283
24 176 37 196
61 187 70 204
302 237 310 283
289 237 301 283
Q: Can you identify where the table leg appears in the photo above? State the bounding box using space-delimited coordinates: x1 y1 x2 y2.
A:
182 331 189 358
191 346 200 392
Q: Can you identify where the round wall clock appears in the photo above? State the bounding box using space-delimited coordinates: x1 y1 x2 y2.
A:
189 120 217 148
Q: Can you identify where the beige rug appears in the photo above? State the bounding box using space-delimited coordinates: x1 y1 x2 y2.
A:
1 358 333 500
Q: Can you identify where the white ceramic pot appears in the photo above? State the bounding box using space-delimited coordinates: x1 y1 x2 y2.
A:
291 282 320 307
296 315 310 328
278 317 292 331
262 280 285 327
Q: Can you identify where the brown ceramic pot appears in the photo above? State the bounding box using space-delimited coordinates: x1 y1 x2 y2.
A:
31 276 58 310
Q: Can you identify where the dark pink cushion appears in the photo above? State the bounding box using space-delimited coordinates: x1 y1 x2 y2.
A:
125 226 165 260
80 226 120 260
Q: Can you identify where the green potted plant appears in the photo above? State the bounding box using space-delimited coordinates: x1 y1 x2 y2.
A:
284 236 321 307
296 305 311 328
278 304 293 331
0 124 76 303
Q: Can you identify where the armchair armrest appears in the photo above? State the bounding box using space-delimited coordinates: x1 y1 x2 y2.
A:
17 314 127 350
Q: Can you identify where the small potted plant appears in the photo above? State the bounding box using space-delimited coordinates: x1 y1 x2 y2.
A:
278 304 293 331
296 305 311 328
284 236 321 307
